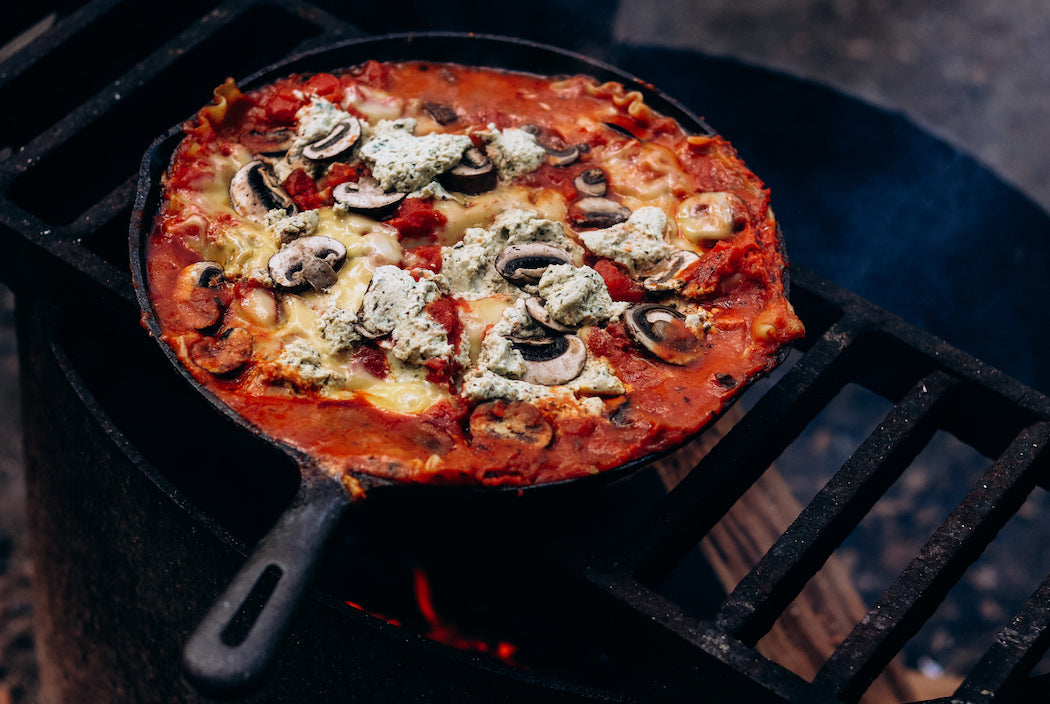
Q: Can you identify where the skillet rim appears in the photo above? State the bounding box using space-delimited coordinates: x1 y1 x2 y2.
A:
129 31 783 499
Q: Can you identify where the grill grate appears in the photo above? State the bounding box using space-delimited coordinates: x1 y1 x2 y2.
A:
2 3 1050 703
562 267 1050 702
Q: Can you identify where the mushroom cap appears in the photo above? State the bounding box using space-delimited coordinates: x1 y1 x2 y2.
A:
544 144 580 166
441 147 497 194
624 304 705 365
177 261 224 290
268 235 348 291
570 197 631 229
524 296 574 333
190 327 253 375
574 168 608 198
513 334 587 386
229 160 295 221
423 101 459 126
642 250 701 292
173 261 226 330
495 243 574 286
302 119 362 161
468 400 554 447
333 181 406 218
676 191 747 243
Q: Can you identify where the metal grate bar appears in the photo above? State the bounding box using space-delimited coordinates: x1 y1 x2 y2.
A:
717 369 959 645
813 422 1050 703
624 313 864 585
577 566 844 704
953 569 1050 704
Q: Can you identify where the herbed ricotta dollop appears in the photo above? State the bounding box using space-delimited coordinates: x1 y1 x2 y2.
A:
460 298 626 407
480 125 547 181
579 206 677 275
536 264 630 328
441 208 582 299
277 338 340 388
358 118 473 193
357 265 452 365
265 208 320 244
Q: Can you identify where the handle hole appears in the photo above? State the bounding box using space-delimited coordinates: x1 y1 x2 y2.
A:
221 564 284 646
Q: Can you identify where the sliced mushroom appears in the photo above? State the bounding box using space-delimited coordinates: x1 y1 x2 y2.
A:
190 327 253 375
544 144 580 166
574 168 607 197
624 304 704 365
676 191 747 243
179 261 224 290
495 243 574 286
642 250 701 292
302 119 362 161
249 128 296 157
569 197 631 229
518 123 581 165
513 334 587 386
441 146 497 194
174 261 225 330
469 401 554 447
423 101 458 126
333 181 406 219
268 235 347 291
524 296 574 333
229 160 295 221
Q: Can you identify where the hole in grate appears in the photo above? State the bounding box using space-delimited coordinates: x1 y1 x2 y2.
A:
773 382 893 510
755 429 996 701
79 200 133 272
902 484 1050 681
0 1 218 154
7 4 322 226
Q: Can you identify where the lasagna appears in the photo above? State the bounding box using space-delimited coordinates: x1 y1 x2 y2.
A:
145 60 805 488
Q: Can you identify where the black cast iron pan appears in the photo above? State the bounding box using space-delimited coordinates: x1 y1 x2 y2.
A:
130 32 739 698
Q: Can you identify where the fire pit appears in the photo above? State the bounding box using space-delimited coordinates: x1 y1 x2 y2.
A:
2 3 1050 703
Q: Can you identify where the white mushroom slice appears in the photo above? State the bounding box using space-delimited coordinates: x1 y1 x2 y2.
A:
624 304 704 365
441 147 497 194
268 235 347 291
468 401 553 446
423 101 458 126
177 261 224 291
570 197 631 229
302 119 362 160
642 250 701 292
544 144 580 166
524 296 574 333
676 191 747 243
173 261 225 330
513 334 588 386
495 243 574 286
333 181 406 218
574 168 607 197
190 327 253 375
229 160 295 221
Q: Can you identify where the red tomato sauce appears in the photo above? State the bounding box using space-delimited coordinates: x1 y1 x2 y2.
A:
145 61 804 488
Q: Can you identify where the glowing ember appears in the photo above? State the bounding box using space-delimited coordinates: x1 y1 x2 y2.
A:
344 569 519 667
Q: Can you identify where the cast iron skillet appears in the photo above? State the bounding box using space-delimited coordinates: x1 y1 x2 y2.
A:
130 32 731 697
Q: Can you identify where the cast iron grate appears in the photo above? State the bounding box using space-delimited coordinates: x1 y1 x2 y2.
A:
567 268 1050 703
2 2 1049 703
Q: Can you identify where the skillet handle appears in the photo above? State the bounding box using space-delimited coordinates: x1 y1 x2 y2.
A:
181 476 351 697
